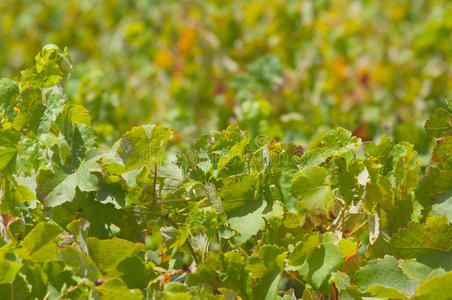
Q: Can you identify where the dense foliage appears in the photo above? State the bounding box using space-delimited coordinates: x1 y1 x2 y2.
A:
0 46 451 299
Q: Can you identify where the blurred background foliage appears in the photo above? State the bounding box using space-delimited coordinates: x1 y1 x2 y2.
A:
0 0 451 156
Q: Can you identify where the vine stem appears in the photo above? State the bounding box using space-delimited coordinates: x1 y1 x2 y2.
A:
346 219 368 237
285 271 306 287
141 196 205 206
55 284 81 300
152 162 157 203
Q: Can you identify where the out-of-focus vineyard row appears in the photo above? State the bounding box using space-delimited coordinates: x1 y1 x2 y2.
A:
1 0 450 153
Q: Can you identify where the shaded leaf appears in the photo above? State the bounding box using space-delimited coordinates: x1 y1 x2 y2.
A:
57 246 101 281
0 129 20 170
37 150 102 207
425 108 452 138
87 237 142 273
19 222 63 261
95 278 143 300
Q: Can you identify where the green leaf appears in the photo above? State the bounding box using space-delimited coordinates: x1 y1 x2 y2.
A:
290 166 331 213
95 278 143 300
0 181 36 215
291 233 343 290
87 237 143 274
430 191 452 223
399 260 445 283
216 128 249 175
163 282 191 294
0 245 22 284
339 238 360 259
364 136 394 175
288 232 320 266
96 178 126 208
206 125 250 176
0 128 20 170
417 164 452 211
19 222 63 261
57 246 101 281
67 218 90 255
354 255 418 298
12 87 44 131
220 252 252 298
331 157 363 205
42 261 79 295
0 78 19 120
0 271 30 299
425 107 452 138
364 175 393 213
36 87 66 134
220 173 256 212
13 133 48 176
431 133 452 164
246 245 287 300
305 233 343 289
117 256 155 289
118 125 171 171
53 191 144 242
390 216 452 259
69 104 91 125
320 127 361 158
20 45 71 90
37 150 102 207
227 200 266 245
329 271 351 292
186 252 219 286
162 283 192 299
14 184 36 203
247 245 287 278
411 272 452 300
219 173 267 244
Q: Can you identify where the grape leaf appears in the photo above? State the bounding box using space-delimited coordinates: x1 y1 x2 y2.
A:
290 166 331 213
37 150 102 207
292 233 343 290
57 246 101 281
0 78 19 120
118 125 171 171
117 256 156 289
354 255 418 297
320 127 361 158
390 216 452 259
411 272 452 300
288 232 320 266
95 278 143 300
0 245 22 284
430 191 452 223
19 222 63 261
246 245 287 300
87 237 143 273
20 45 71 90
425 108 452 138
399 260 445 283
220 252 252 298
0 128 20 170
